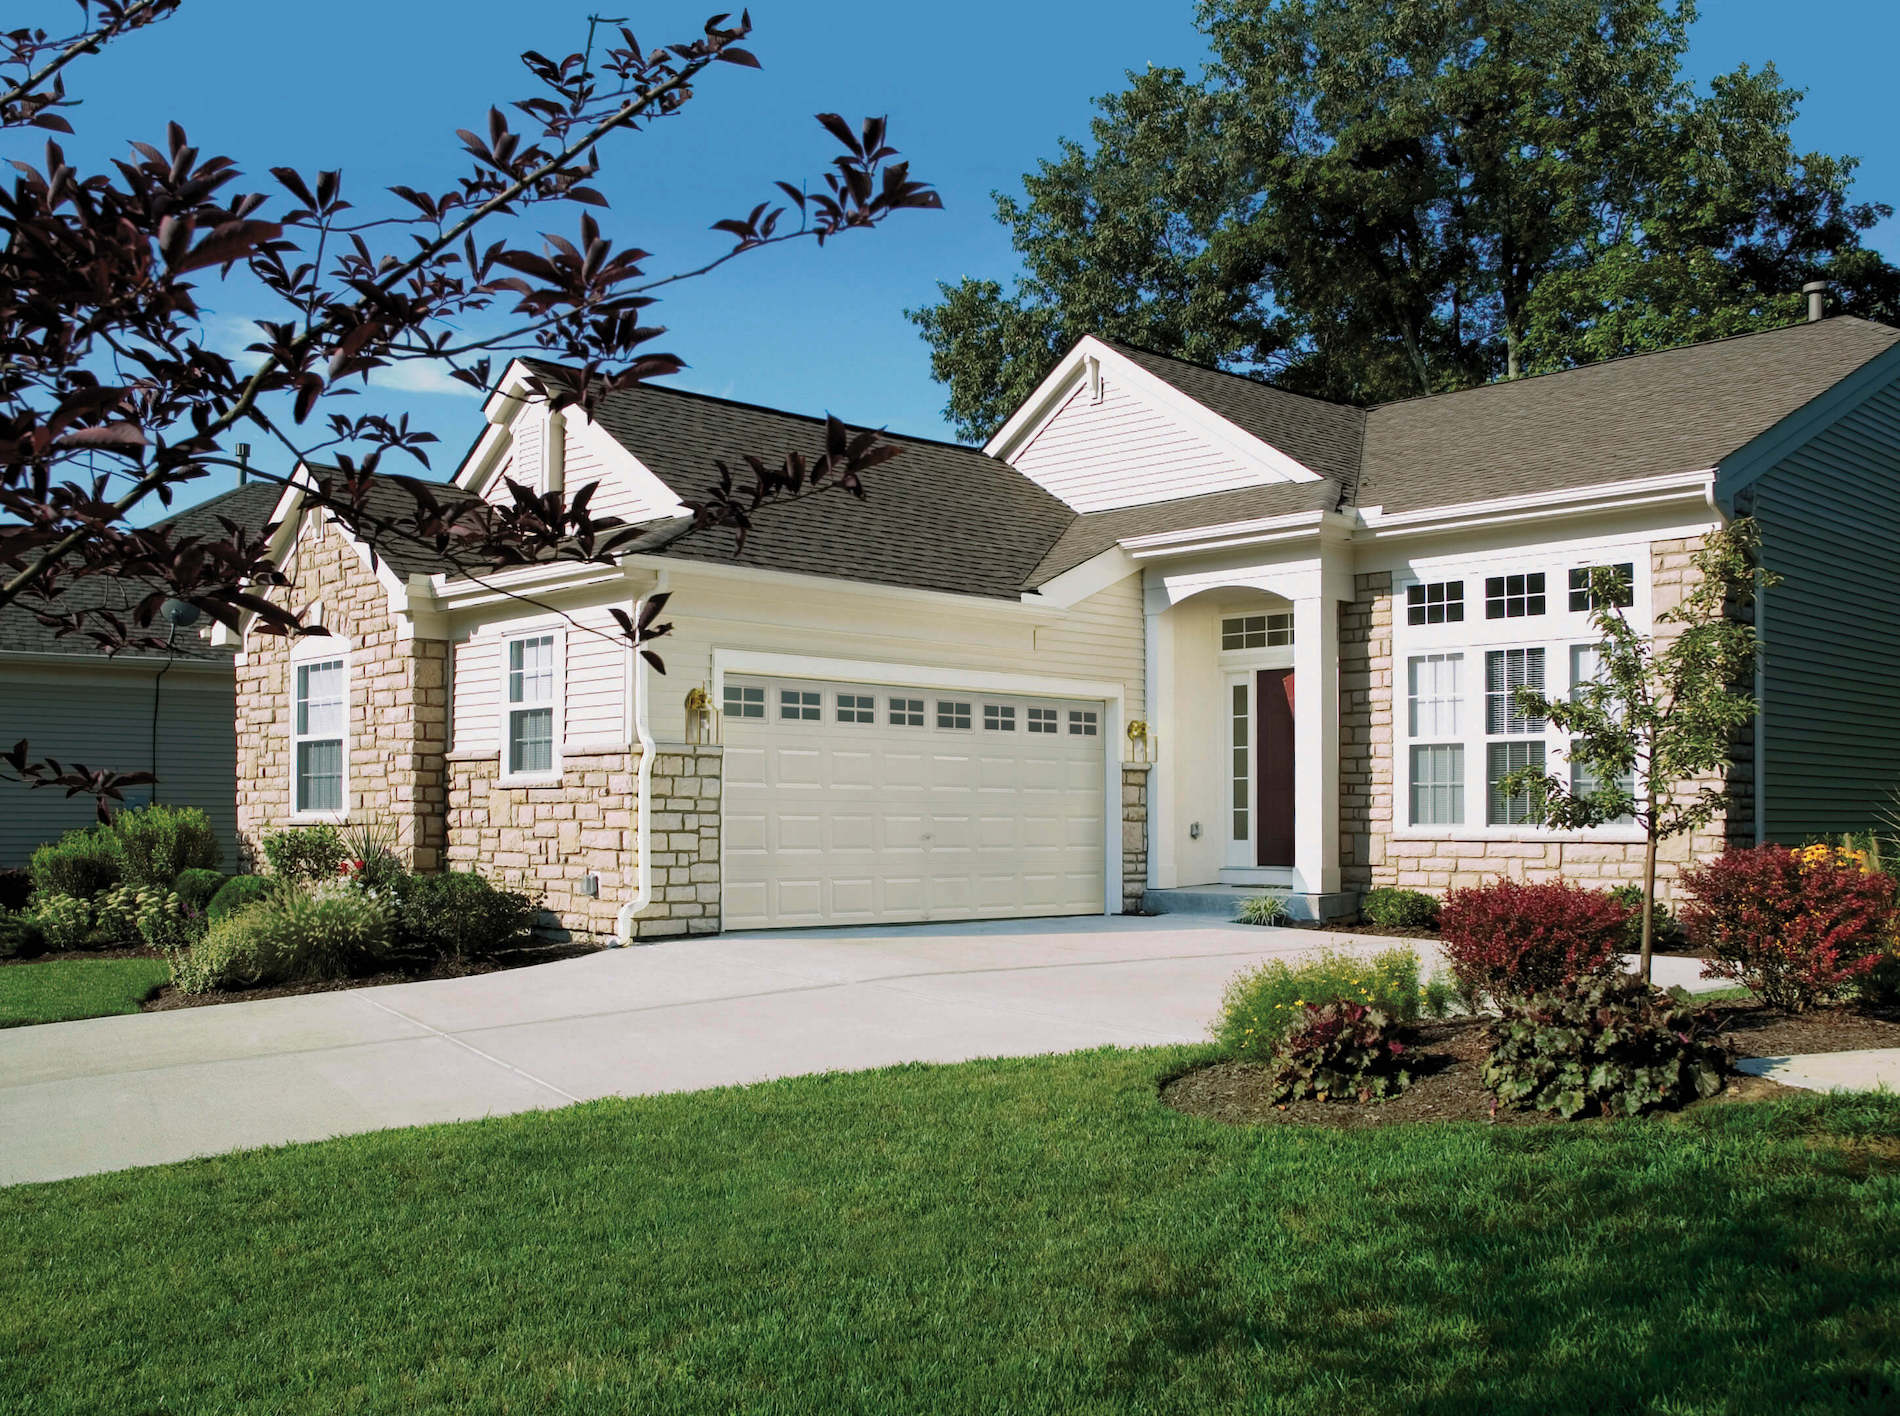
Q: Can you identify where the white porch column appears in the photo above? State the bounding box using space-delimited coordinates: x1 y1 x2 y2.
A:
1292 591 1341 897
1143 575 1178 889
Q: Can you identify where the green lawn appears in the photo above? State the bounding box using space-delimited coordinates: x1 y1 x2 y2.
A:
0 956 169 1028
2 1048 1897 1414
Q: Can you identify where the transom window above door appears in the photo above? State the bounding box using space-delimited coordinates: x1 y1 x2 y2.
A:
1221 613 1294 650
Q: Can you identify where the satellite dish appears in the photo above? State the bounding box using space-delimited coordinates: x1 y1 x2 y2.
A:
160 598 202 628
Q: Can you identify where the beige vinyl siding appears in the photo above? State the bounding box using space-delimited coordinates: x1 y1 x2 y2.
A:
451 606 629 756
1754 375 1900 839
644 569 1145 742
0 661 237 866
1012 376 1265 513
450 633 500 754
564 606 628 745
447 570 1145 758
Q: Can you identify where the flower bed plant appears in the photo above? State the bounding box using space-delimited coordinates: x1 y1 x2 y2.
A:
1216 946 1443 1058
1679 843 1895 1011
1438 879 1629 1006
1483 972 1727 1119
1360 887 1439 930
1266 1000 1412 1103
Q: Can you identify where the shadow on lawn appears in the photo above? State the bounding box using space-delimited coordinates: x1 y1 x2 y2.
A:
1110 1111 1899 1414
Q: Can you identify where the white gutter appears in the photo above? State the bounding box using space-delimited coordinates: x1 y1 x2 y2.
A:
613 595 656 946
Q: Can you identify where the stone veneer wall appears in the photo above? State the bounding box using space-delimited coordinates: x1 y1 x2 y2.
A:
446 743 721 944
1121 763 1151 913
235 519 447 871
1338 572 1393 896
1349 536 1753 903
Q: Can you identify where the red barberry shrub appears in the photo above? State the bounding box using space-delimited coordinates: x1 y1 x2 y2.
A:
1438 879 1630 1005
1678 844 1895 1011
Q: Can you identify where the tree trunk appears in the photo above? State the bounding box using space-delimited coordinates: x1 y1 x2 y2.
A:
1639 828 1659 984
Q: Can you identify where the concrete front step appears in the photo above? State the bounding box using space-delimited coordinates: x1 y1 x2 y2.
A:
1143 885 1358 924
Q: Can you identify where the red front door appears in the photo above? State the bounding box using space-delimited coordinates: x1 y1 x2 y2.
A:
1255 668 1295 867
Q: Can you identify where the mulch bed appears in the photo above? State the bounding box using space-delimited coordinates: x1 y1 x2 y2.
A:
2 945 152 966
1162 999 1900 1130
140 941 601 1012
1703 1000 1900 1057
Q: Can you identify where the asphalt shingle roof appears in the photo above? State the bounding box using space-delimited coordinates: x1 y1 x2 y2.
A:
509 318 1900 601
576 379 1077 601
0 481 284 660
1359 317 1900 512
1028 481 1343 586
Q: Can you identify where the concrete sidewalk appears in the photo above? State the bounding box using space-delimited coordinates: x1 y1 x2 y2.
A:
2 916 1408 1186
1736 1049 1900 1094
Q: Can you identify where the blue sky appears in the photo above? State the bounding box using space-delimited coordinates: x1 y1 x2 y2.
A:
28 0 1900 503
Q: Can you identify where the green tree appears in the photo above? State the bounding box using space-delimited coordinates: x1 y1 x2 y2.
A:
1499 522 1776 982
912 0 1900 442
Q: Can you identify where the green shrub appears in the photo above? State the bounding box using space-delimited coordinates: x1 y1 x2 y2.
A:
1236 894 1291 927
0 911 47 960
1267 1001 1412 1103
1216 946 1426 1058
135 888 207 956
0 867 31 912
28 827 121 900
1360 887 1440 930
92 884 143 946
263 825 348 883
1483 972 1727 1119
173 868 227 912
172 882 392 995
110 803 222 886
399 871 538 961
207 874 275 923
1606 884 1688 953
34 894 94 952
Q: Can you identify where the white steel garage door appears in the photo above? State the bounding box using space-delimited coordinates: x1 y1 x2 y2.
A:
721 675 1108 929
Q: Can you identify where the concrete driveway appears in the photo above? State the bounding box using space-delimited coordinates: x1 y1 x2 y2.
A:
1 915 1406 1186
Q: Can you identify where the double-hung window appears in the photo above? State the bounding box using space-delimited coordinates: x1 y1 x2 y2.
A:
1485 648 1546 824
505 633 558 776
1568 644 1636 819
1406 653 1463 825
292 653 346 814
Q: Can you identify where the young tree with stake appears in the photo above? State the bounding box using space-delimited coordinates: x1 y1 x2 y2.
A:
1498 522 1776 981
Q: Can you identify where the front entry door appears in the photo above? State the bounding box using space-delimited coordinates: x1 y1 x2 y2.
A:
1255 668 1295 867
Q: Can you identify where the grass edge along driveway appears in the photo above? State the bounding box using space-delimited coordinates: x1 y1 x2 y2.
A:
0 956 169 1029
3 1046 1897 1414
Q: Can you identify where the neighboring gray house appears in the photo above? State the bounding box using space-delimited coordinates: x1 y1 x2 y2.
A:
0 482 281 866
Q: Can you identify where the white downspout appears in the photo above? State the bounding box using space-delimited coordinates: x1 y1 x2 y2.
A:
614 595 655 946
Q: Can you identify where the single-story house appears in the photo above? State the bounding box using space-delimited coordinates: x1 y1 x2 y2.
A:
1 482 282 866
232 312 1900 938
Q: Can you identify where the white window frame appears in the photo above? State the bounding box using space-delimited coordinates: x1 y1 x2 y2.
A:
497 624 564 785
1405 652 1465 827
1391 541 1655 842
290 636 349 821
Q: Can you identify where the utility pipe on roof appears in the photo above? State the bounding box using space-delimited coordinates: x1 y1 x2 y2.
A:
614 593 655 946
